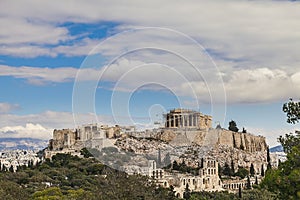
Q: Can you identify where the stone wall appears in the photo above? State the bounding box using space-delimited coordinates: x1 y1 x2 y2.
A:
199 115 212 130
158 128 267 152
49 129 76 150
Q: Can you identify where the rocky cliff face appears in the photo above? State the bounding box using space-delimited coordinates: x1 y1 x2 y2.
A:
157 128 267 152
207 145 267 175
217 129 267 152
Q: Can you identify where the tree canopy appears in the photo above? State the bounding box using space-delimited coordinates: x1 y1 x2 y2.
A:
283 98 300 124
0 153 174 200
261 99 300 199
228 120 239 132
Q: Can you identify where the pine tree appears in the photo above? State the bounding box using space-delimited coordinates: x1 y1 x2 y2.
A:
200 158 204 168
267 146 272 170
163 153 171 167
183 183 191 199
218 163 222 178
172 160 179 170
238 185 242 198
231 160 235 175
223 162 231 176
157 148 162 167
261 164 265 177
229 120 239 132
9 165 14 172
168 185 176 199
250 163 255 177
246 176 251 189
242 127 247 133
255 176 258 185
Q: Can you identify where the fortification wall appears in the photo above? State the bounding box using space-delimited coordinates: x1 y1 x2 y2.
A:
50 129 76 150
159 128 267 152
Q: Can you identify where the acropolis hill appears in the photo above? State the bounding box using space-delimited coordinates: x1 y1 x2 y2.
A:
46 108 267 166
45 108 271 196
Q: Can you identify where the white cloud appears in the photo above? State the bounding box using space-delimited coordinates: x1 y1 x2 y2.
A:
0 103 20 113
0 110 114 130
0 65 77 84
2 60 300 103
0 123 52 140
0 18 70 45
0 0 299 68
222 68 297 103
0 65 104 84
0 45 56 58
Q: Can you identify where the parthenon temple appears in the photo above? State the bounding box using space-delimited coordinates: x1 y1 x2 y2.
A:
164 109 212 130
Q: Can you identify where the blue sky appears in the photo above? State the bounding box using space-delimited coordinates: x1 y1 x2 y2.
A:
0 0 300 146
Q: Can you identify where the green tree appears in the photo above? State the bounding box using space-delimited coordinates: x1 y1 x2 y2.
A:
80 148 94 158
255 176 258 185
157 148 162 167
278 131 300 154
246 176 251 189
222 162 232 176
167 185 176 200
229 120 239 132
261 99 300 199
242 127 247 133
235 167 249 179
218 163 222 178
282 98 300 124
66 189 93 200
0 180 30 200
231 160 235 175
163 153 171 167
266 146 272 170
261 164 265 177
250 163 255 177
172 160 179 170
32 187 63 199
242 189 278 200
183 183 191 200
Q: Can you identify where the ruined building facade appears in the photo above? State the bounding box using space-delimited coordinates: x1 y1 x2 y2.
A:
46 124 127 158
157 158 223 198
164 109 212 130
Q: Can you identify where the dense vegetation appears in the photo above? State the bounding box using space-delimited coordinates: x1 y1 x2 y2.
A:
0 153 176 200
260 99 300 199
188 189 277 200
0 151 280 200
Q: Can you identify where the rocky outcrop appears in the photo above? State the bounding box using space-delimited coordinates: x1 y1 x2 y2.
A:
156 129 177 142
208 145 267 175
158 128 267 152
217 129 267 152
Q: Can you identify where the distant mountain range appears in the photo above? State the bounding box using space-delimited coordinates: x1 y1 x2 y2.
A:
269 145 284 152
0 138 48 151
